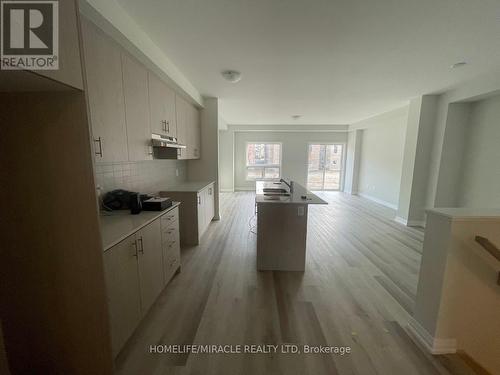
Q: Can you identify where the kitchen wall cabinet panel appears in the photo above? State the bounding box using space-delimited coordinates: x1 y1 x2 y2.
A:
121 53 153 161
148 72 177 138
136 219 164 315
187 105 201 159
103 236 141 358
81 18 128 163
34 0 84 89
175 95 189 160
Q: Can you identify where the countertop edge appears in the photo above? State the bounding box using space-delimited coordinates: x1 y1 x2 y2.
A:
101 202 181 252
426 208 500 221
161 181 215 193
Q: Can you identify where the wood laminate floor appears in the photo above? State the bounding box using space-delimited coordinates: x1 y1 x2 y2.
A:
116 192 478 375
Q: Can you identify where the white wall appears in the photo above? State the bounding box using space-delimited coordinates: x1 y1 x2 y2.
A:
233 131 347 190
344 130 362 194
458 95 500 207
354 106 409 209
397 96 439 225
426 68 500 210
218 129 234 192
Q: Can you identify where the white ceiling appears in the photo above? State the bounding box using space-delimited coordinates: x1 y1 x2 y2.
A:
116 0 500 125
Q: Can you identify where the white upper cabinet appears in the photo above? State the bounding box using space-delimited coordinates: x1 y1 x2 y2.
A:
81 18 128 162
148 72 177 138
81 18 201 162
121 53 153 161
187 104 201 159
175 95 189 159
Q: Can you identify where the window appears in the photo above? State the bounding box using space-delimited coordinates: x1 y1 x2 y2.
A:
307 143 344 190
245 143 282 180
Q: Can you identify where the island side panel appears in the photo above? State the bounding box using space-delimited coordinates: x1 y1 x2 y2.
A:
256 203 308 271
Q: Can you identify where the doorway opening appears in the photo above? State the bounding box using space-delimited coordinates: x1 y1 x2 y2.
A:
307 143 344 191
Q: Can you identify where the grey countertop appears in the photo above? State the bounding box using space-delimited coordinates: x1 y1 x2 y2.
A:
161 181 214 193
255 180 327 205
99 202 180 251
426 207 500 221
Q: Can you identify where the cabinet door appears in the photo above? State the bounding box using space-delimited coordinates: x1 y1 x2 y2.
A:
81 18 128 162
175 95 188 160
136 219 164 315
148 73 177 137
197 192 205 238
103 236 141 357
188 105 201 159
122 53 153 161
206 184 215 224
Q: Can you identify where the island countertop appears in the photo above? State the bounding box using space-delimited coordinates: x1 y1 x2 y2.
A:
255 180 327 205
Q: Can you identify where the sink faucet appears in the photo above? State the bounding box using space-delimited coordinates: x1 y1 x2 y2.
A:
280 178 294 194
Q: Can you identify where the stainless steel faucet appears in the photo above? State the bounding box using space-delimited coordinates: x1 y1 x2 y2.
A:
280 178 294 194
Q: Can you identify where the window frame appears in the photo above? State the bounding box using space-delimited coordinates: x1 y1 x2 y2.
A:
245 141 283 181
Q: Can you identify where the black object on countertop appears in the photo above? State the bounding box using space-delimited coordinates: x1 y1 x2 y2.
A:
129 192 142 215
142 197 172 211
103 189 138 210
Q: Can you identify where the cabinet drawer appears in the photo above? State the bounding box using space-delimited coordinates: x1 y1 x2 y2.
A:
160 207 179 230
162 223 179 246
163 236 180 284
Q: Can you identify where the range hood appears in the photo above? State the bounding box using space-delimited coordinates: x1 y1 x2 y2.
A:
151 133 186 149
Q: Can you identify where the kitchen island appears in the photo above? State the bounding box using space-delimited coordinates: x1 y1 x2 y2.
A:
255 180 327 271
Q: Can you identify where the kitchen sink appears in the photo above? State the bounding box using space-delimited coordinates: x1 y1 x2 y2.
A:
263 192 290 197
263 187 288 193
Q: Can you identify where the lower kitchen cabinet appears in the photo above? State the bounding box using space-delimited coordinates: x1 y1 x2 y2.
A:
103 236 142 358
136 219 164 314
161 183 214 246
198 184 215 239
102 206 180 357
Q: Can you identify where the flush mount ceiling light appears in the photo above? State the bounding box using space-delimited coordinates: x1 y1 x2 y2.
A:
221 70 242 83
451 61 467 69
291 115 302 120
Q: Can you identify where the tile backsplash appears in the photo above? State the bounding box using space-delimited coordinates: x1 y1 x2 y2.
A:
94 160 187 197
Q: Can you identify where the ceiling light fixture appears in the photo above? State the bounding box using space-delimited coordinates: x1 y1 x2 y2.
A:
221 70 242 83
291 115 302 120
451 61 467 69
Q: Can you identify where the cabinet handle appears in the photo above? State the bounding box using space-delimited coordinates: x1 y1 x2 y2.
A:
166 121 170 133
198 196 201 205
132 240 139 257
209 188 212 195
137 237 144 254
94 137 103 158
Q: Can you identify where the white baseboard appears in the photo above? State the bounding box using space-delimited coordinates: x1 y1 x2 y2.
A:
220 189 234 193
395 216 408 225
358 193 398 210
407 318 456 355
395 216 426 228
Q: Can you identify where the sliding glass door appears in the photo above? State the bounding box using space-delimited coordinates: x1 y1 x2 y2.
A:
307 144 343 191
